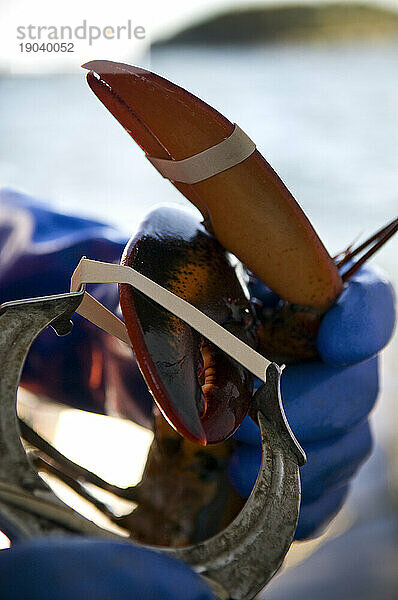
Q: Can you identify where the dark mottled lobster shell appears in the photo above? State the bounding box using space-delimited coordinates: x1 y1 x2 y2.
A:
119 206 257 445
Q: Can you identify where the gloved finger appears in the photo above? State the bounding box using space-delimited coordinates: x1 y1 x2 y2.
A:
300 421 372 503
232 412 261 445
228 442 262 498
228 422 371 502
233 356 378 446
317 265 395 367
295 484 350 541
0 538 215 600
282 355 379 444
248 276 279 309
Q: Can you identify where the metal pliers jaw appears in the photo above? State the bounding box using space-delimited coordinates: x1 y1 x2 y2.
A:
0 291 305 600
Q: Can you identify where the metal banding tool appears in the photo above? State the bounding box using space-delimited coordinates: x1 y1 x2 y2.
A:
0 259 305 600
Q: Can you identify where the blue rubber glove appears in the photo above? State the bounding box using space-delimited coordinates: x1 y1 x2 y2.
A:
0 191 215 598
0 538 215 600
229 266 396 540
0 189 153 426
1 189 396 542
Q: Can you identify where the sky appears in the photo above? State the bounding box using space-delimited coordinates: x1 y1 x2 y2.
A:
1 0 398 74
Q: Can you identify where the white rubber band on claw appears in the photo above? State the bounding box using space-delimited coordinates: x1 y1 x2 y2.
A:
146 124 256 184
70 258 271 382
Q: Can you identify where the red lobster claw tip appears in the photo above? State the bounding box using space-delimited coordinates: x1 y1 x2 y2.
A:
81 60 151 81
81 59 232 161
82 60 144 73
160 407 207 447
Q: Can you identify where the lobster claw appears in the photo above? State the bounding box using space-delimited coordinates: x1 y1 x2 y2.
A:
82 59 342 311
119 206 256 445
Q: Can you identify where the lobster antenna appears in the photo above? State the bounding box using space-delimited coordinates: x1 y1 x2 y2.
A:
333 232 362 263
339 217 398 282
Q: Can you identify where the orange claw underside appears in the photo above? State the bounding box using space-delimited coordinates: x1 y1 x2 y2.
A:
82 59 343 312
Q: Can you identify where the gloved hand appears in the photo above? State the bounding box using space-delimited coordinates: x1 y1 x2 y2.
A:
1 190 396 541
0 189 153 426
229 265 396 540
0 537 215 600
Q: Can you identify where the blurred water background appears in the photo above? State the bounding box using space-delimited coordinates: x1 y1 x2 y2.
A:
0 7 397 598
1 41 396 265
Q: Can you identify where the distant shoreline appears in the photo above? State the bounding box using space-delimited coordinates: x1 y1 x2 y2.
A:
153 2 398 47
